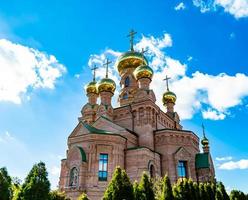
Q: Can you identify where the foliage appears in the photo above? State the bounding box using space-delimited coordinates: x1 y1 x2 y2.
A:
49 190 70 200
77 193 89 200
230 190 248 200
137 172 154 200
0 167 12 200
160 175 173 200
16 162 50 200
103 166 134 200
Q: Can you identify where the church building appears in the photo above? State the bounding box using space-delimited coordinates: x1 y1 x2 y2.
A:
59 31 215 200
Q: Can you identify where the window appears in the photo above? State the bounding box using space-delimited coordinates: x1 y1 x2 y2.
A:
124 76 130 87
98 154 108 181
177 161 187 178
69 167 78 187
149 164 155 178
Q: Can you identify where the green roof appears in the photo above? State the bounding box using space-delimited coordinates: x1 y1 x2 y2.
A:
195 153 210 169
82 122 113 134
77 146 87 162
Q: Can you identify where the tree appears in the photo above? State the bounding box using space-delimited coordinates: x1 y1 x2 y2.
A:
230 190 247 200
77 193 89 200
0 167 12 200
103 166 134 200
160 175 173 200
17 162 50 200
49 190 70 200
133 181 142 200
138 172 154 200
217 182 229 200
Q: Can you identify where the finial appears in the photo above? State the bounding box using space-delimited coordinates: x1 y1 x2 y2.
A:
141 48 148 65
127 29 137 52
202 123 206 138
103 59 112 78
163 75 171 91
91 65 98 82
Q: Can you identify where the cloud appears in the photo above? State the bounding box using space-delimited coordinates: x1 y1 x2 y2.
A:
215 0 248 19
202 109 226 120
86 33 248 120
175 2 186 11
0 39 66 104
192 0 248 19
218 159 248 170
216 156 233 161
50 166 60 176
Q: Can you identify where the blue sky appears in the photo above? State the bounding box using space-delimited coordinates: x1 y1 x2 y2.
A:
0 0 248 193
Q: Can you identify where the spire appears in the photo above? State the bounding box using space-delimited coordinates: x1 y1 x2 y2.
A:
103 59 112 78
163 75 171 91
202 123 206 138
91 65 98 82
201 123 209 153
127 29 137 52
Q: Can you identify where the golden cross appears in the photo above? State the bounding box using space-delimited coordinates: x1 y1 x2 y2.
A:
103 59 112 78
91 65 98 82
141 48 148 65
163 75 171 91
127 29 137 51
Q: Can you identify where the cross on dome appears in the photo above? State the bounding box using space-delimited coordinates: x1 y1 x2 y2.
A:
127 29 137 52
163 75 171 91
103 58 112 78
91 65 98 82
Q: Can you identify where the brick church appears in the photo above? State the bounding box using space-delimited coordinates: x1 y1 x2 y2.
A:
59 31 215 200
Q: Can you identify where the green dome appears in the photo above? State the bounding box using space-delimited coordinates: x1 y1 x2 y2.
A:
162 91 177 104
201 137 209 146
85 81 98 95
116 51 148 74
133 65 153 80
97 78 116 94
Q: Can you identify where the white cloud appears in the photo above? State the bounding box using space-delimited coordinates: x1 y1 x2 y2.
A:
0 39 66 104
215 0 248 19
202 109 226 120
216 156 233 161
175 2 186 11
192 0 248 19
50 166 60 176
86 33 248 120
219 159 248 170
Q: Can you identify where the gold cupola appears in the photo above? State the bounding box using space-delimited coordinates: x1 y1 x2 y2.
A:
97 59 116 94
201 124 209 147
133 49 153 80
85 65 98 95
162 76 176 105
115 30 148 75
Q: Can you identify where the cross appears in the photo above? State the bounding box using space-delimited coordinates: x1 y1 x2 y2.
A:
141 48 148 65
127 29 137 52
90 65 98 82
103 59 112 78
163 75 171 91
202 123 206 138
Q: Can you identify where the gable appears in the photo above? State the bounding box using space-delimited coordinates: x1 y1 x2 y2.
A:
93 116 125 132
174 146 192 160
69 122 90 138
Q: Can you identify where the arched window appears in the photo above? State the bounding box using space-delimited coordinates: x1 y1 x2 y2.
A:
124 76 130 87
149 164 155 178
69 167 78 187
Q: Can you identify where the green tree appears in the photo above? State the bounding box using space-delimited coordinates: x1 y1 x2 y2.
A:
103 166 134 200
17 162 50 200
133 181 142 200
217 182 229 200
160 175 173 200
204 182 215 200
49 190 70 200
230 190 247 200
138 172 154 200
77 193 89 200
192 182 200 200
0 167 12 200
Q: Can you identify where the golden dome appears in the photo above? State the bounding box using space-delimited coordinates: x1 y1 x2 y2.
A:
85 81 98 95
201 137 209 146
133 65 153 80
97 78 116 94
116 51 148 74
162 91 177 105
